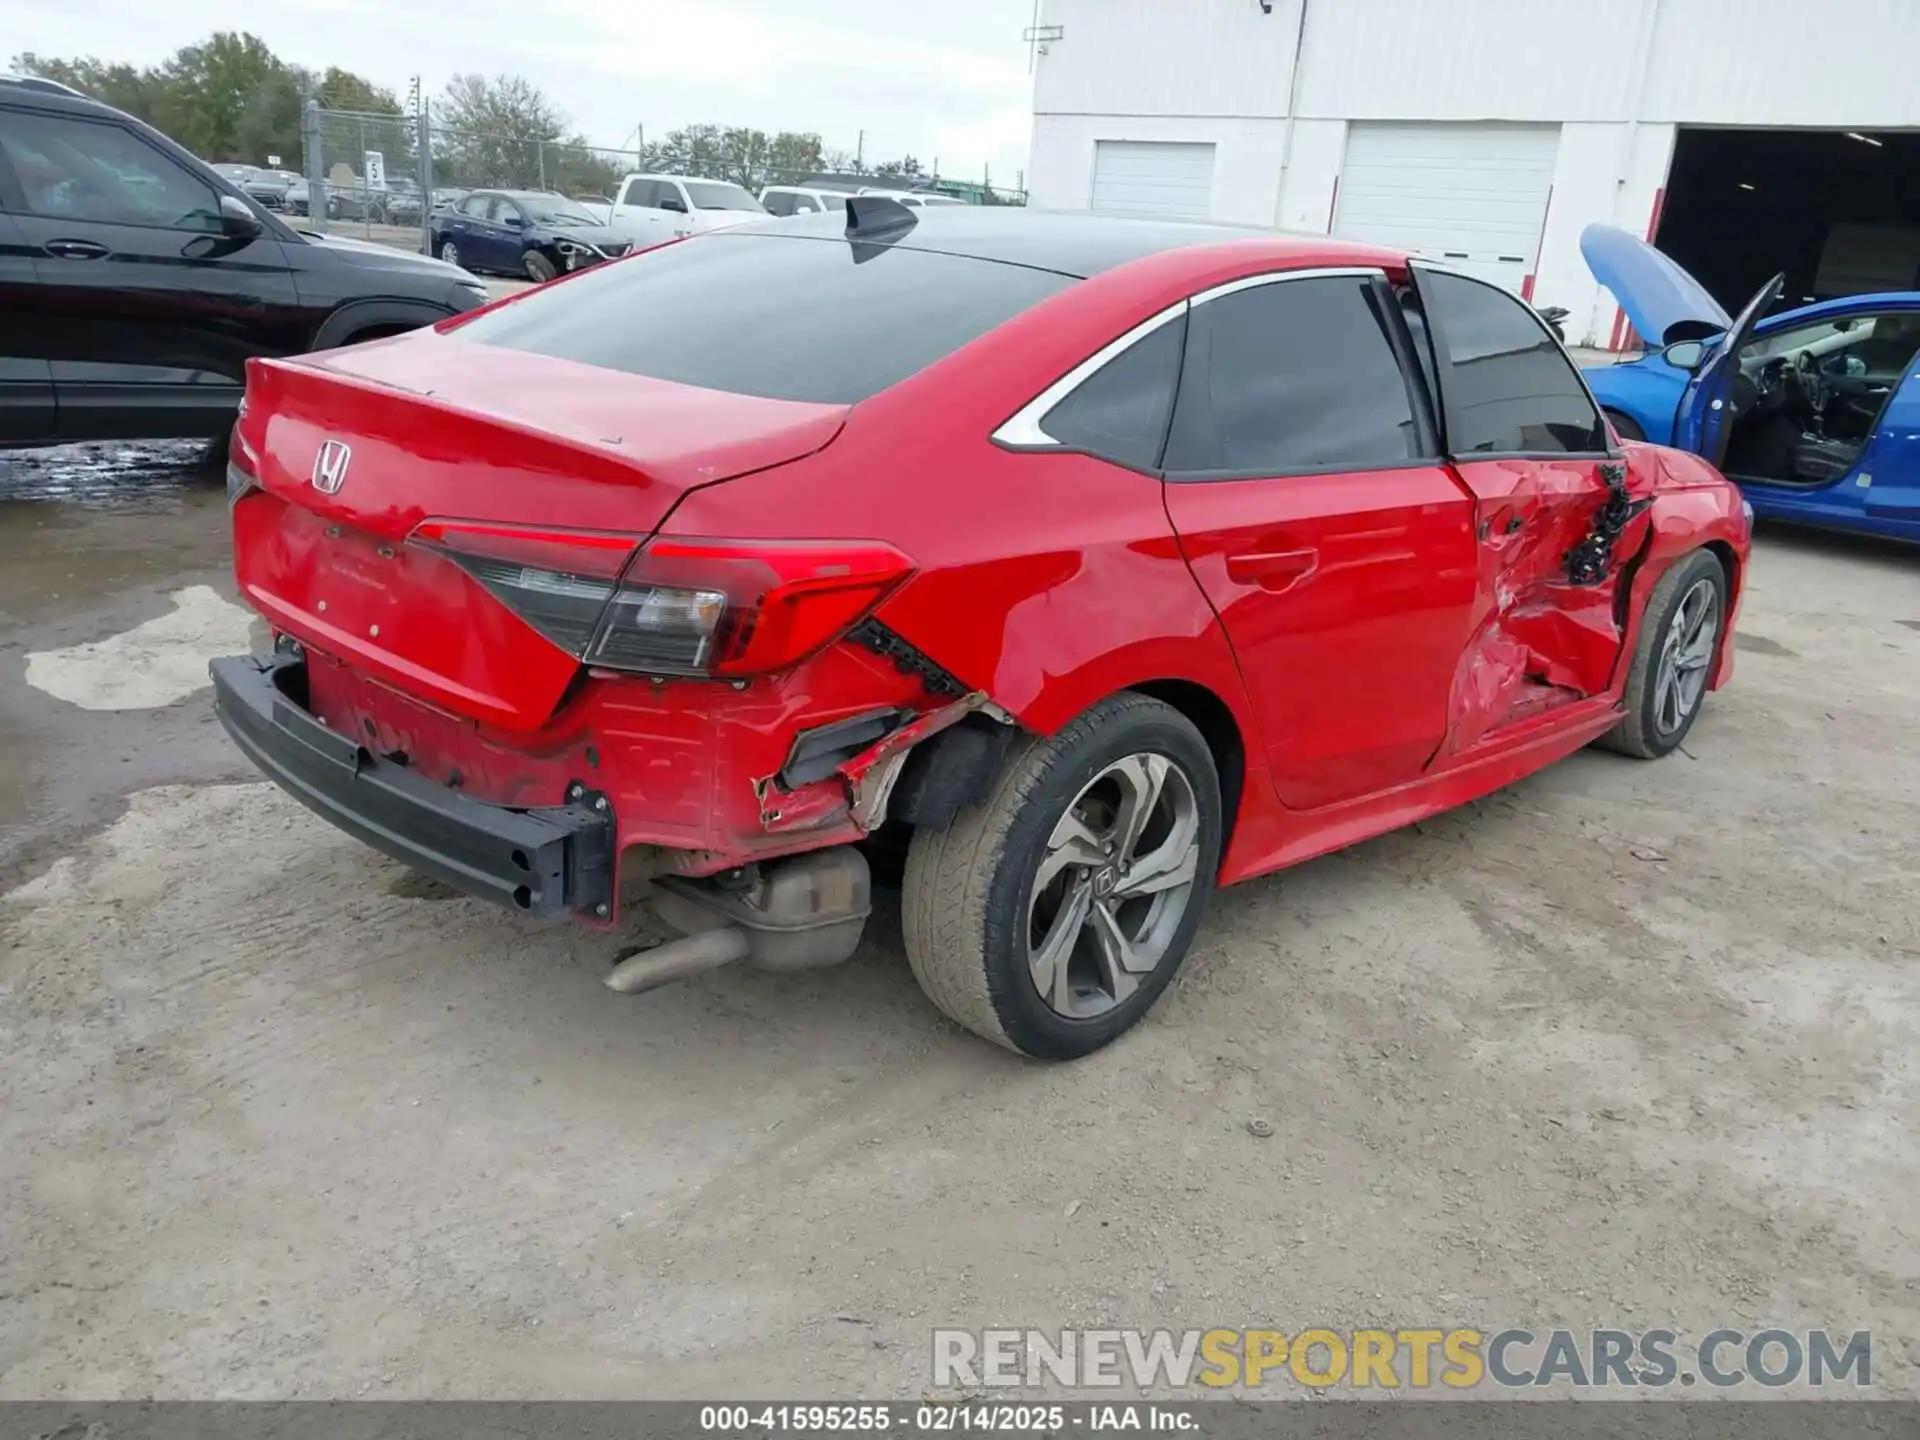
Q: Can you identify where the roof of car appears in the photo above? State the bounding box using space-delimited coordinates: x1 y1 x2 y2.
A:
0 72 85 98
730 206 1399 281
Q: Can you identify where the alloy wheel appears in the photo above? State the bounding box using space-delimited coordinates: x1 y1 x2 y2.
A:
1026 753 1202 1019
1653 576 1719 737
441 242 461 270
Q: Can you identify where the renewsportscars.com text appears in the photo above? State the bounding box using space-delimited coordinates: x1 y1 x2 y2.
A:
932 1327 1872 1391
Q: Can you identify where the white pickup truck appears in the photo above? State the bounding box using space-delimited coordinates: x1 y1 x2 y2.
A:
585 174 768 247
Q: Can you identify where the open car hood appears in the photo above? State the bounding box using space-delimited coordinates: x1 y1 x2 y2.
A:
1580 224 1732 347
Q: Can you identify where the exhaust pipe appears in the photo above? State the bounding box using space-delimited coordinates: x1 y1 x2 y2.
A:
606 846 873 997
604 927 749 995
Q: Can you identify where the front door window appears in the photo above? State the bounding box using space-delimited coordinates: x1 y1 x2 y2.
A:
1727 310 1920 483
0 111 223 233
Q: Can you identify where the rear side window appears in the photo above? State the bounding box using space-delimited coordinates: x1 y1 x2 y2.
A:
1418 269 1608 455
457 233 1074 404
1037 313 1187 471
1164 274 1426 476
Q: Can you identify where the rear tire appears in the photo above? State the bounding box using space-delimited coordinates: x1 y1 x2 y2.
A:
901 694 1221 1060
1596 548 1728 759
1606 409 1647 443
525 251 558 283
439 239 465 273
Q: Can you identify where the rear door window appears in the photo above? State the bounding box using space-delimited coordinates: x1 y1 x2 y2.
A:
456 232 1074 404
1163 273 1429 476
1417 268 1609 455
1036 313 1187 471
761 191 793 216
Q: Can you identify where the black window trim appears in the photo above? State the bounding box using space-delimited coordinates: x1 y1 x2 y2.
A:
1408 261 1622 464
993 264 1448 483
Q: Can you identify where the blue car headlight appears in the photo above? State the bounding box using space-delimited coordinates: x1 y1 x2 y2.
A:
1742 498 1755 528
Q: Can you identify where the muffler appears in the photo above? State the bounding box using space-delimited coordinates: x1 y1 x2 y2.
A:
604 846 872 996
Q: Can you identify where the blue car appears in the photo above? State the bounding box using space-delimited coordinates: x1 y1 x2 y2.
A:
1581 224 1920 543
429 190 634 284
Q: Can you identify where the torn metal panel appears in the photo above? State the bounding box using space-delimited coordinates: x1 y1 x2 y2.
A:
838 690 994 830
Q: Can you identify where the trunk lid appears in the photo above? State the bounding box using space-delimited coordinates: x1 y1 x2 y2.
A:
233 336 848 731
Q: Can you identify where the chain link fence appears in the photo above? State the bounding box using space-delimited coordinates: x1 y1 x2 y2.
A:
299 101 1024 258
300 104 428 247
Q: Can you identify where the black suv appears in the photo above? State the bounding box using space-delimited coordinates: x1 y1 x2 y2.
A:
0 75 489 449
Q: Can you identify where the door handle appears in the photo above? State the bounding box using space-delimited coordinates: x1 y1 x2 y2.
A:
1225 546 1319 593
43 238 110 260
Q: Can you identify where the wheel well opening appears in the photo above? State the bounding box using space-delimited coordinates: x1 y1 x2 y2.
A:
341 324 413 346
1129 680 1245 848
1702 538 1739 594
1704 541 1751 610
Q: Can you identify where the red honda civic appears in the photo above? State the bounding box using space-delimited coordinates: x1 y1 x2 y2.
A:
214 200 1749 1060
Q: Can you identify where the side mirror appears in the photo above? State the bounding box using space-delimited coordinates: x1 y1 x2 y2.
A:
219 194 264 240
1662 339 1706 371
502 213 524 228
660 196 687 214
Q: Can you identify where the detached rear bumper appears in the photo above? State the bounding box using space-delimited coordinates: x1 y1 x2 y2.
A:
210 654 613 919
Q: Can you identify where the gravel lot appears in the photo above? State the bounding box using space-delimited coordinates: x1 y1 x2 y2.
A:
1 443 1916 1400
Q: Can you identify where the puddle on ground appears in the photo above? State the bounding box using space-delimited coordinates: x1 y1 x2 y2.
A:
0 441 217 511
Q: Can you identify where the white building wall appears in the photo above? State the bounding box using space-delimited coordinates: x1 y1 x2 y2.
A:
1275 119 1345 235
1642 0 1920 125
1293 0 1645 122
1031 0 1300 119
1027 0 1920 343
1029 115 1291 228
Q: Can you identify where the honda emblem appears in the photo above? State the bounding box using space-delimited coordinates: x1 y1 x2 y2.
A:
311 440 352 495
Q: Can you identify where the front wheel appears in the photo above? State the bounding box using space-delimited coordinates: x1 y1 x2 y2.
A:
902 694 1222 1060
1596 548 1728 759
525 250 558 283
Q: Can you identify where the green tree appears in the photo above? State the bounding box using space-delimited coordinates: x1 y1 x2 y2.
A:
435 72 568 189
644 125 826 189
313 67 399 115
12 38 396 168
10 53 157 119
149 32 285 159
871 154 928 182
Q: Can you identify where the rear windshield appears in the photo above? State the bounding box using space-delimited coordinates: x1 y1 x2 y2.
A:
455 233 1075 404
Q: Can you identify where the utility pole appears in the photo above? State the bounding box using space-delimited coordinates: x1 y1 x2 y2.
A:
856 129 864 171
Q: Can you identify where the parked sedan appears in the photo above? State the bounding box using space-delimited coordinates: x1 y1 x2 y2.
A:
213 207 1748 1060
430 189 633 281
1582 224 1920 542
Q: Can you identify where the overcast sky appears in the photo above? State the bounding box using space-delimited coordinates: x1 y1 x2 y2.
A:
14 0 1041 184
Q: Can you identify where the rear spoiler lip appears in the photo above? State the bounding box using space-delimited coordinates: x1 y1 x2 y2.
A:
240 346 853 505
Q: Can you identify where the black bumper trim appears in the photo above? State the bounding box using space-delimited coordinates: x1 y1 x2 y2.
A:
210 654 613 919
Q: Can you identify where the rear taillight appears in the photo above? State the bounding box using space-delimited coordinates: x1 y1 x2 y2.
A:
410 521 914 679
227 426 260 509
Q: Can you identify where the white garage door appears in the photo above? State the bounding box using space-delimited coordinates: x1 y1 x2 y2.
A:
1091 141 1215 221
1335 123 1559 293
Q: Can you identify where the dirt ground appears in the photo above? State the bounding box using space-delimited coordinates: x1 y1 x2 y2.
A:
0 444 1916 1400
